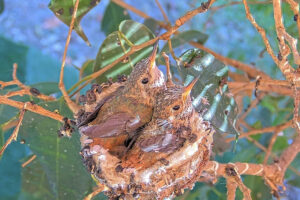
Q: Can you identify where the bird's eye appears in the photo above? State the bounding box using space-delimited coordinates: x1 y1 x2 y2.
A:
172 105 180 110
142 78 149 84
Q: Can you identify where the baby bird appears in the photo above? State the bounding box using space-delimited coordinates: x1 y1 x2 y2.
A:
121 74 204 169
123 52 213 163
80 43 166 156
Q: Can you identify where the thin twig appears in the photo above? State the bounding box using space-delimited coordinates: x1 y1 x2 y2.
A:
239 93 265 121
0 106 26 156
226 119 294 142
22 154 37 168
273 0 300 134
168 39 180 63
243 0 278 64
112 0 150 19
264 131 280 164
246 134 300 177
228 80 293 97
160 0 216 40
83 183 106 200
226 178 238 200
211 0 272 11
0 63 55 101
155 0 169 23
285 0 300 40
1 116 18 132
278 132 300 173
59 0 81 114
0 96 64 122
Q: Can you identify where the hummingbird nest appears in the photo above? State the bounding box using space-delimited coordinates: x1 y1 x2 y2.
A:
77 80 214 199
76 48 215 199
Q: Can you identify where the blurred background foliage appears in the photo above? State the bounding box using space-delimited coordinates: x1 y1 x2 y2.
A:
0 0 299 199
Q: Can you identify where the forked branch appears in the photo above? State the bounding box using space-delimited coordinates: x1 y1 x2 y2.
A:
0 105 26 156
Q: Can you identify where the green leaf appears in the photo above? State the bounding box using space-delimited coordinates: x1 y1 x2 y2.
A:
272 136 288 152
48 0 101 46
0 36 28 83
30 82 60 95
18 100 96 199
81 60 95 79
143 18 160 33
243 176 272 200
94 20 155 83
20 157 55 200
101 1 131 36
0 0 4 15
161 30 208 54
177 49 239 137
260 96 279 113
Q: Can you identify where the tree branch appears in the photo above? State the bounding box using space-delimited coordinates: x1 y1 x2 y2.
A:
0 106 26 156
58 0 81 114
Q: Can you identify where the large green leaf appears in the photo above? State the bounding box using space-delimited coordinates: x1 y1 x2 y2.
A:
161 30 208 54
18 100 96 199
48 0 101 45
177 49 239 137
101 1 131 36
94 20 155 83
19 157 55 200
30 82 59 96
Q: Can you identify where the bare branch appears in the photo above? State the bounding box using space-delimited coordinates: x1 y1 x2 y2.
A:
211 0 272 11
155 0 169 23
0 106 26 156
159 0 216 40
22 154 37 168
243 0 279 64
0 63 55 101
59 0 81 114
226 119 294 142
0 96 64 122
264 132 280 164
285 0 300 40
226 178 238 200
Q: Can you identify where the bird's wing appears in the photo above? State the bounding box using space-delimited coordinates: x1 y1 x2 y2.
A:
77 95 115 128
138 133 186 153
81 112 139 138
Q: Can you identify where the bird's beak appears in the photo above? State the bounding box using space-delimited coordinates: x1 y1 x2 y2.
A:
148 42 158 71
182 76 199 102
